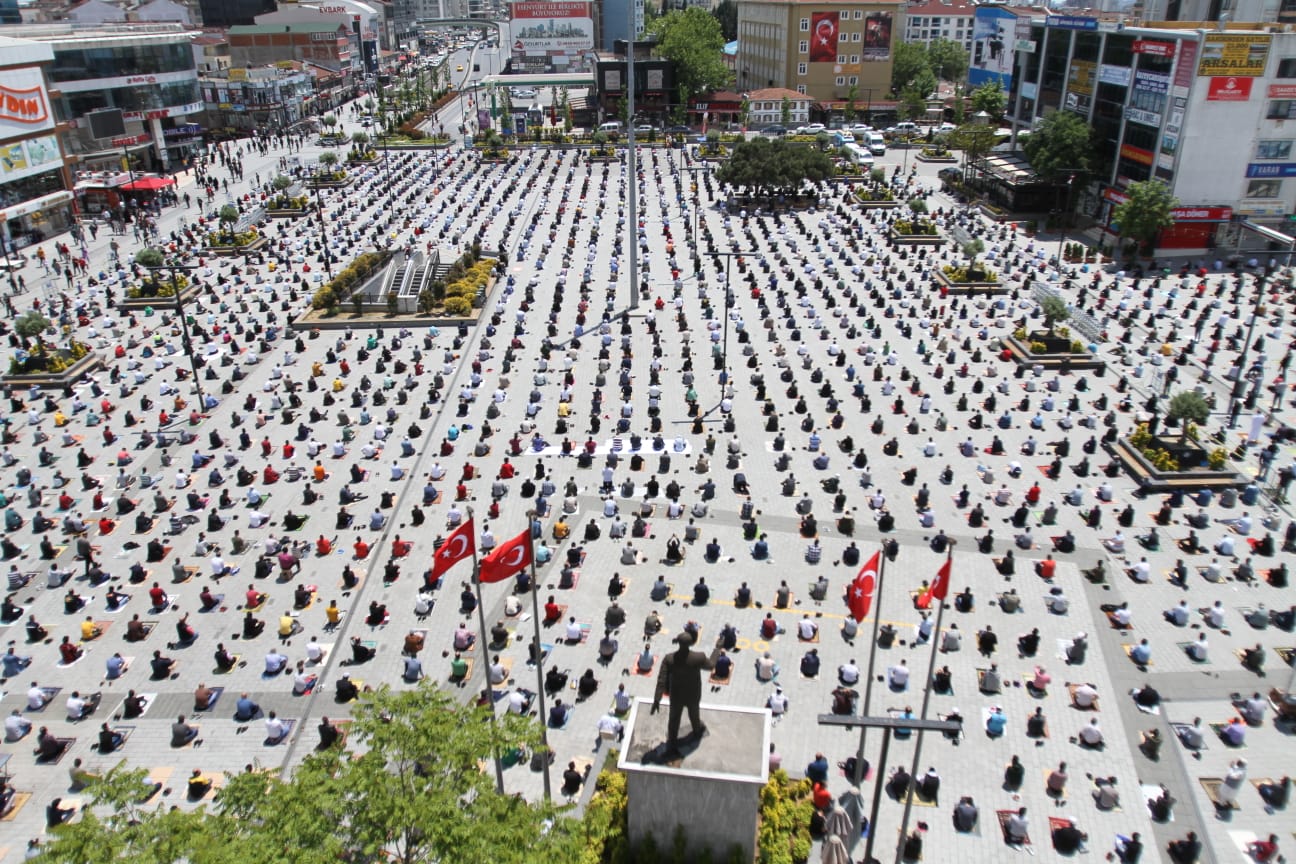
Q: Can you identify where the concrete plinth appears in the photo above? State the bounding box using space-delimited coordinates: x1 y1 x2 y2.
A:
619 699 770 862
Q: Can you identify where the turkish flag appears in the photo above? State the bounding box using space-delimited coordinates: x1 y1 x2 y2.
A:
928 558 951 602
431 519 475 581
478 528 532 584
847 552 880 623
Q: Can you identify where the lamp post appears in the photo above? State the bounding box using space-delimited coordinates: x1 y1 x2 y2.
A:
682 164 708 245
708 250 756 389
139 254 208 414
310 168 333 279
1056 173 1076 273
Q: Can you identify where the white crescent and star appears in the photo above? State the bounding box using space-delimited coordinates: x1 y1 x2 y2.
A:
500 545 527 567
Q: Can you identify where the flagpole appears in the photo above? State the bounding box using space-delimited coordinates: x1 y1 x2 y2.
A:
849 551 884 846
892 543 955 864
466 506 506 795
525 508 553 802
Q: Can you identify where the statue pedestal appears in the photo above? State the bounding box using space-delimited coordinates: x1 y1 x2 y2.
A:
619 699 770 862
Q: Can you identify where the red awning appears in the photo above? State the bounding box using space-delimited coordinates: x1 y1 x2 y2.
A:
120 176 176 192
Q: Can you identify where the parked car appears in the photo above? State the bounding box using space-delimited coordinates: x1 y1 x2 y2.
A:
762 124 788 136
887 121 919 136
798 122 827 134
936 122 958 134
633 123 656 134
849 123 873 136
510 87 537 99
666 125 691 134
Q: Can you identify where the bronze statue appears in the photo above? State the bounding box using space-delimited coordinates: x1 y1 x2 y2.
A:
652 632 721 753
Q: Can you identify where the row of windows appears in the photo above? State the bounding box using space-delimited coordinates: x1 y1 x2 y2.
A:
1247 179 1282 198
52 43 195 82
799 9 870 25
63 80 200 117
908 16 971 26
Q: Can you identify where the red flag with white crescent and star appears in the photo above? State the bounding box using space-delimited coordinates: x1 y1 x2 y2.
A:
847 551 880 623
478 527 532 584
431 518 476 581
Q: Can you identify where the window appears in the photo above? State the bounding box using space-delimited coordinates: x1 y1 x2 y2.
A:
796 85 807 94
911 16 923 25
797 62 808 75
854 9 863 18
839 31 848 42
838 53 847 63
799 40 809 54
1267 99 1296 119
836 75 846 85
1247 179 1282 198
850 54 859 64
849 76 859 84
839 9 848 18
1256 139 1294 159
1278 58 1296 77
799 17 809 31
851 31 861 41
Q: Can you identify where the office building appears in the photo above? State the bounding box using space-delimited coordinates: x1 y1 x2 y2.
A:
735 0 901 102
901 0 974 51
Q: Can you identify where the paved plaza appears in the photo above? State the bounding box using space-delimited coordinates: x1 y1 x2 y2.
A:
0 98 1293 864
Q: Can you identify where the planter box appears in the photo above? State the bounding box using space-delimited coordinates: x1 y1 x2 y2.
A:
916 153 958 163
5 350 102 388
306 175 354 190
205 236 269 258
118 278 206 312
856 199 899 210
933 268 1007 295
888 228 945 246
267 207 310 219
1109 436 1247 492
1001 334 1106 371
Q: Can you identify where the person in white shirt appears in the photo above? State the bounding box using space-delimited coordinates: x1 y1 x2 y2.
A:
596 712 624 743
1078 718 1104 746
766 687 789 716
565 617 583 642
1165 601 1190 626
839 660 860 685
888 661 910 690
1177 717 1205 749
1072 683 1099 710
489 657 507 685
27 683 50 711
1111 604 1132 627
248 511 269 529
797 616 818 641
4 709 31 741
1131 558 1150 582
941 625 962 652
264 711 288 742
305 638 325 664
613 684 632 714
1204 601 1225 629
507 689 532 715
1186 633 1209 662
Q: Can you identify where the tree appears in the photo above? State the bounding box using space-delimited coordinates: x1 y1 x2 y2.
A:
318 151 339 171
712 0 737 41
891 42 932 96
650 8 731 105
970 80 1007 118
738 96 751 129
40 686 576 864
321 113 337 133
715 136 833 198
949 122 998 179
1022 110 1091 180
351 131 370 150
14 309 51 352
844 84 858 123
780 96 792 126
962 238 987 280
898 84 931 122
1112 179 1177 257
271 174 293 192
927 38 968 83
217 204 240 243
1040 294 1071 336
1167 390 1211 443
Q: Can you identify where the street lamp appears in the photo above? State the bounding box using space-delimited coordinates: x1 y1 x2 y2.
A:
708 249 756 389
309 167 334 279
135 251 209 414
682 164 708 245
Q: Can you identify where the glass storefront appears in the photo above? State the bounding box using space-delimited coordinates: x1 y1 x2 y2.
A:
64 80 201 117
0 167 65 211
51 42 194 82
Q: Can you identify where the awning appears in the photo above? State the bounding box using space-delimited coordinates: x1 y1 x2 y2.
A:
121 176 176 192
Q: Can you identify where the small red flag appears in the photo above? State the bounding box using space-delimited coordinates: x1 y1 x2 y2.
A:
928 558 951 602
847 551 880 623
478 528 532 584
431 518 475 581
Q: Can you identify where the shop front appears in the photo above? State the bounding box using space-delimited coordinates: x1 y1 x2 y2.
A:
1102 188 1233 252
1 189 75 250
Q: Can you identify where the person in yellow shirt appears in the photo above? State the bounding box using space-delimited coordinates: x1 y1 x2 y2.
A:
325 600 341 628
553 518 570 540
332 378 345 393
80 616 102 640
278 612 298 638
311 361 323 378
53 410 67 427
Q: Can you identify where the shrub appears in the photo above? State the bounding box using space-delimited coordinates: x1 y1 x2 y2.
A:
942 264 999 283
1029 341 1048 354
757 770 814 864
1071 340 1085 353
443 296 472 316
1013 327 1028 340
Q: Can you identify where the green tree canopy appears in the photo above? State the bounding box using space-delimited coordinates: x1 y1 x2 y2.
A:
927 38 969 83
1040 294 1071 335
1167 390 1211 442
948 122 997 163
970 80 1007 118
650 8 732 105
1022 110 1091 180
1112 179 1177 255
891 41 934 96
38 686 576 864
715 136 833 197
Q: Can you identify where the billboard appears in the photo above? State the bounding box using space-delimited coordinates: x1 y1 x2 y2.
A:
509 1 593 53
969 7 1016 88
1207 76 1252 101
1197 33 1270 77
810 11 837 63
863 11 892 62
0 67 54 139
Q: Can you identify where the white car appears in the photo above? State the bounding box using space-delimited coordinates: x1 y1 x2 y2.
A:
800 123 827 133
511 88 537 99
849 123 872 136
936 122 958 134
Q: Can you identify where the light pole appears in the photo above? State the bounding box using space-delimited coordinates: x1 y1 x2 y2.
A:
139 254 208 414
1056 173 1076 272
682 164 707 243
310 168 333 279
709 250 756 387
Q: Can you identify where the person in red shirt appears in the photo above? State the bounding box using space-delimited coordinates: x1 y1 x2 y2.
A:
391 536 412 558
353 538 370 560
498 460 515 479
261 437 272 457
148 583 168 608
544 595 562 623
58 492 74 511
245 584 267 608
1037 556 1057 579
316 535 332 556
1026 484 1042 504
282 442 295 459
1248 834 1280 863
98 517 114 534
263 465 280 484
59 636 82 664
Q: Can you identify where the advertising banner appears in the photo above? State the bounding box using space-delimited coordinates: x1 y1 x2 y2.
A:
1197 33 1270 77
1246 162 1296 177
1268 84 1296 98
1120 143 1155 166
810 11 838 63
0 67 55 139
1126 108 1161 126
863 11 892 61
1207 76 1253 101
1099 64 1132 87
509 1 593 53
969 6 1016 88
1134 40 1176 57
1173 40 1198 88
1068 60 1096 95
0 133 61 183
1046 15 1098 30
1133 70 1170 94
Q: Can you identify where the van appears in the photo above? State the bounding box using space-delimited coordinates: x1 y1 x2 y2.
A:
866 132 886 156
599 121 623 133
844 143 874 167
